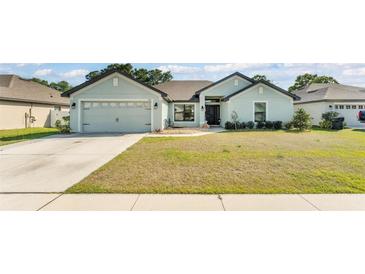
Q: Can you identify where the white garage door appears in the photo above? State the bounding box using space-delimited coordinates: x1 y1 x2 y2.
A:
334 104 365 128
82 101 151 133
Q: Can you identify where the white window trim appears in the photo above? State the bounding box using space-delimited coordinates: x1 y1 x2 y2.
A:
172 103 196 123
78 98 151 133
253 101 268 122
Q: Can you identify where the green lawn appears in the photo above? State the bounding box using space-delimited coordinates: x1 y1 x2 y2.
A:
0 127 59 146
67 129 365 194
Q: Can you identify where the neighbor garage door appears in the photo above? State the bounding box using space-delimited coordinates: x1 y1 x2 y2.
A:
81 101 151 133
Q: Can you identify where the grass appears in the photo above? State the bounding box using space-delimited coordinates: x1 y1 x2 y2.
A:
0 127 59 146
67 129 365 194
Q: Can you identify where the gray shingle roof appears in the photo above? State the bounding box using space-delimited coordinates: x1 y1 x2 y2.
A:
294 83 365 104
154 80 212 101
0 75 69 105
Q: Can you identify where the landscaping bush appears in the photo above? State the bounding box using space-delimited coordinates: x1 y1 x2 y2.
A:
246 121 255 129
292 108 312 131
273 121 283 130
284 121 293 130
322 111 339 121
319 119 332 129
55 116 71 133
256 121 265 129
265 121 273 129
319 111 340 130
238 121 246 129
225 121 235 130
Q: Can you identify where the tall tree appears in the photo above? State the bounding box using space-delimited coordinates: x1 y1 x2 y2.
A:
31 78 72 92
288 73 338 92
252 74 271 83
85 63 173 85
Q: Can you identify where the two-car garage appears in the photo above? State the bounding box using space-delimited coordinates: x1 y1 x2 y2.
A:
81 100 152 133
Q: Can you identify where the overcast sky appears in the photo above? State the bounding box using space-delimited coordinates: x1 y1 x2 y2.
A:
1 63 365 89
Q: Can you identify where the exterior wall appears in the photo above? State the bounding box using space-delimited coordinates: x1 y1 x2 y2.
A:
69 74 164 132
295 101 365 127
168 102 200 128
199 76 252 125
0 100 68 129
50 110 70 127
294 102 327 126
224 84 294 124
161 100 169 129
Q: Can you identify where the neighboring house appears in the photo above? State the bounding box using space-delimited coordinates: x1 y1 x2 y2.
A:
61 70 299 133
293 83 365 127
0 75 69 129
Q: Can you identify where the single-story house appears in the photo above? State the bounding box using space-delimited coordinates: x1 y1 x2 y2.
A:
61 69 299 133
293 83 365 127
0 75 69 129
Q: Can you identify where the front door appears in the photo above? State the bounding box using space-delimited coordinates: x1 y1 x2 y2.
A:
205 105 220 125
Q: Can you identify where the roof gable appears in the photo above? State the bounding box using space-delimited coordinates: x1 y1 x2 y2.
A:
154 80 212 101
195 72 255 95
224 80 300 101
61 69 170 101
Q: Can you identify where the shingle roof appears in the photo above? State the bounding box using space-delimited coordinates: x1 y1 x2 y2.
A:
0 75 69 105
294 83 365 104
154 80 212 101
61 69 169 101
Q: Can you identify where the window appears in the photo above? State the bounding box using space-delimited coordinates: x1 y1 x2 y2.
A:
54 106 61 111
254 102 267 122
339 105 344 109
335 105 339 109
346 105 351 109
174 104 195 121
352 105 357 109
359 105 364 109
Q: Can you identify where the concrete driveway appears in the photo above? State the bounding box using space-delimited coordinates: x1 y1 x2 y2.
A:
0 133 145 193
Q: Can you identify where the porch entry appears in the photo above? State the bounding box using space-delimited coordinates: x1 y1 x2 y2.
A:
205 105 220 125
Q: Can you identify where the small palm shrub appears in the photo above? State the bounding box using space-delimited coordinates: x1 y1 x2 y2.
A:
265 121 273 129
247 121 255 129
273 121 283 130
55 116 71 133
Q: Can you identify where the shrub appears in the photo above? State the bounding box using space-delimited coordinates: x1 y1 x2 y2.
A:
292 108 312 131
273 121 283 130
322 111 339 121
319 119 332 129
238 122 246 129
246 121 255 129
265 121 273 129
225 121 235 130
256 121 265 129
284 121 293 130
55 116 71 133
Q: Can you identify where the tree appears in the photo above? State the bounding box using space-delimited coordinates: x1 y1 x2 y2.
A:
31 78 72 92
288 73 339 92
31 77 49 86
84 63 173 85
49 81 72 92
252 74 271 83
292 108 312 131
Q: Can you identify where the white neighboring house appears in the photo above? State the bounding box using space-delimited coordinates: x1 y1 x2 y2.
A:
293 83 365 128
0 75 69 129
61 69 299 133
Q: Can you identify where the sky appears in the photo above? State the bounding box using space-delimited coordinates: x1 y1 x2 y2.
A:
1 63 365 89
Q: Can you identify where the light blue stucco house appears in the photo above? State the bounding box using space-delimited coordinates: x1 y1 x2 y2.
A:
62 70 299 133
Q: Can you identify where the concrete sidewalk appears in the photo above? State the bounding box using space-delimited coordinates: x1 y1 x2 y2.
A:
1 193 365 211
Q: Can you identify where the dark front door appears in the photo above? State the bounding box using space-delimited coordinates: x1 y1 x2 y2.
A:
205 105 220 125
